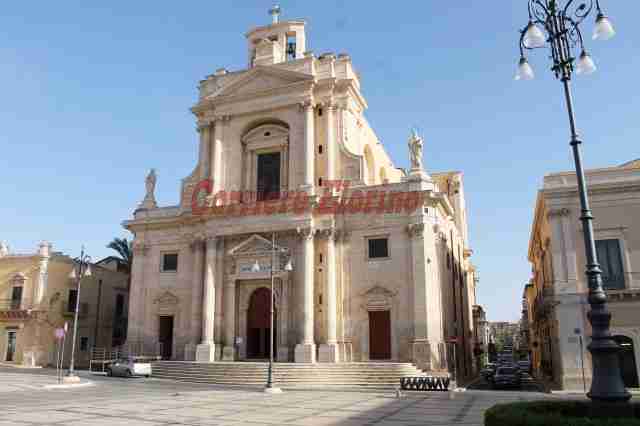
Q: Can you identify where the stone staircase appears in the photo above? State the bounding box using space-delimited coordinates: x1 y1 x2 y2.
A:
152 361 434 389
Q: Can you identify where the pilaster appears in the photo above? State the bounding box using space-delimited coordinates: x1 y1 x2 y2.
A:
318 227 339 362
407 223 431 370
300 101 315 194
222 278 237 361
295 226 316 363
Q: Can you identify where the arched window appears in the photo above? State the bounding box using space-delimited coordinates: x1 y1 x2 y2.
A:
242 123 290 201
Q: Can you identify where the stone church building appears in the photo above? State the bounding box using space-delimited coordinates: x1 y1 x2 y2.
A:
124 10 477 374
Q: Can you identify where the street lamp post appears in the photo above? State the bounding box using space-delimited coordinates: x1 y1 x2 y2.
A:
516 0 630 403
65 246 92 383
251 233 292 394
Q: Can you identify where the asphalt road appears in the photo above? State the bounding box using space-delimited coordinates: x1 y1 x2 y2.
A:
466 371 545 392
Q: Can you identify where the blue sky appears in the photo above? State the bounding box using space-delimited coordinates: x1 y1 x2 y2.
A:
1 2 638 322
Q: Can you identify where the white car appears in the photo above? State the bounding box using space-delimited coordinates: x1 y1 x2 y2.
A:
106 358 152 378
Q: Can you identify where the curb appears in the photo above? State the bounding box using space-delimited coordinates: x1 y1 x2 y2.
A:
43 381 95 390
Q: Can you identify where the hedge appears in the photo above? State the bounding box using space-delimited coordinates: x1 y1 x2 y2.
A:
485 401 640 426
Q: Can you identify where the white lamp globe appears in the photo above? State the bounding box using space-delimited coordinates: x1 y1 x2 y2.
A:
593 14 616 41
523 23 546 48
515 57 535 81
576 51 597 75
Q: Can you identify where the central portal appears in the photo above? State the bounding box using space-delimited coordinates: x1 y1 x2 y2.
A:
247 287 277 359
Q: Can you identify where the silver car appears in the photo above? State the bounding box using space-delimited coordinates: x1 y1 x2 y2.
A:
106 358 152 378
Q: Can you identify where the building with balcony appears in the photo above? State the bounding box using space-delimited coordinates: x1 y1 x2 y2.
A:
122 8 477 378
527 159 640 390
0 242 129 367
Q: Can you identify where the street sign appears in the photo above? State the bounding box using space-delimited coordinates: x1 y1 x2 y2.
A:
447 337 459 344
55 328 65 339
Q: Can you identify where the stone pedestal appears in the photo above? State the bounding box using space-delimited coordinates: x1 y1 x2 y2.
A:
277 346 290 362
222 346 235 361
196 343 216 362
184 343 197 361
318 343 340 363
294 343 316 363
411 340 431 371
342 342 353 363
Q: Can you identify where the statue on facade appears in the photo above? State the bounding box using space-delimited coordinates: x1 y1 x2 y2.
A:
145 169 157 198
408 129 424 172
137 168 158 210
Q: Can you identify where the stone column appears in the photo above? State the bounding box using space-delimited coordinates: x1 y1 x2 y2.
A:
319 228 339 362
408 223 431 370
210 117 225 198
325 103 336 183
196 236 217 362
197 123 211 179
295 227 316 363
128 242 148 344
222 279 236 361
300 101 315 192
186 237 205 360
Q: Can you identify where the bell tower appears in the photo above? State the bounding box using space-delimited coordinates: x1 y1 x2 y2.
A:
246 5 307 67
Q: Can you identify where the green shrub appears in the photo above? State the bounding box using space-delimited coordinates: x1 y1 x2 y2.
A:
485 401 640 426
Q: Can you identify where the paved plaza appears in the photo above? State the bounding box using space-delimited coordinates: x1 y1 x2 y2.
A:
0 367 563 426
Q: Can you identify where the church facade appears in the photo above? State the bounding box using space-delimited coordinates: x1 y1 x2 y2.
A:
124 11 477 373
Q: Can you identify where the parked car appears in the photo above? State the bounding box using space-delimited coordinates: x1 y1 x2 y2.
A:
106 358 152 378
492 366 521 389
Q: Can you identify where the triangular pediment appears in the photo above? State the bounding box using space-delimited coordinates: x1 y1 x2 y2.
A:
213 66 313 99
153 291 179 306
229 234 284 256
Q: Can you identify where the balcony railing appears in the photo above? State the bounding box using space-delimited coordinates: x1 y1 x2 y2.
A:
0 299 28 311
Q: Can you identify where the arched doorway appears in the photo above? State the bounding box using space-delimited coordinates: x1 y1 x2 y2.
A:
613 335 639 388
247 287 277 359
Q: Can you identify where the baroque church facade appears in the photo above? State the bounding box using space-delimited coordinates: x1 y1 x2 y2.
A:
124 11 477 374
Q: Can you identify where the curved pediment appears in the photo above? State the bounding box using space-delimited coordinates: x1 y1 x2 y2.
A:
242 124 289 145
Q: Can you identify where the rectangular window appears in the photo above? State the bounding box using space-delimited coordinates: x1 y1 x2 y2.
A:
596 239 625 290
257 152 281 201
67 289 78 313
162 253 179 272
368 238 389 259
80 337 89 351
10 287 22 310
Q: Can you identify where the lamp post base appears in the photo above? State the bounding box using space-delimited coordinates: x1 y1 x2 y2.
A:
264 386 283 394
62 374 81 384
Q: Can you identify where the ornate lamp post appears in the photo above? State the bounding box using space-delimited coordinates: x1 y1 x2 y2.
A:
516 0 630 403
65 247 92 383
251 233 293 394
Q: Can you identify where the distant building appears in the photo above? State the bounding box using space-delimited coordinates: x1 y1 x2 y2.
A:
472 305 490 367
526 160 640 390
0 242 129 367
490 321 520 348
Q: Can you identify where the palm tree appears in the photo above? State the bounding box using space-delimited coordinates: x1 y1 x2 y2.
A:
106 237 133 274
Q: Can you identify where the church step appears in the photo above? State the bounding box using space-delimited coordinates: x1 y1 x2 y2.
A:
150 361 441 387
